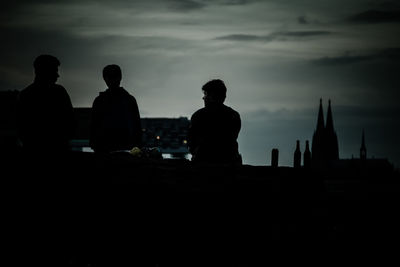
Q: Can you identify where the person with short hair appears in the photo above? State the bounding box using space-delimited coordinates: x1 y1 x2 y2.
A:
17 54 74 152
90 64 142 153
188 79 241 164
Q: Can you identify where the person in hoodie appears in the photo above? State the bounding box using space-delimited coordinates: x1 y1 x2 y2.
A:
90 64 142 153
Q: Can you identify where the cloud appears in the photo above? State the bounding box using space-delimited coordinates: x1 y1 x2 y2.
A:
297 15 322 25
156 0 255 12
309 47 400 95
313 55 373 66
312 48 400 66
167 0 206 11
378 47 400 60
277 31 331 38
217 0 254 5
377 1 400 10
332 105 400 121
0 25 201 107
215 31 332 42
215 34 268 41
298 16 308 24
347 9 400 24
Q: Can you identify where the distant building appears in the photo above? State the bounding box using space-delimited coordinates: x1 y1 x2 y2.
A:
360 130 367 161
73 108 189 158
345 129 393 172
309 99 392 173
311 99 339 166
141 117 190 158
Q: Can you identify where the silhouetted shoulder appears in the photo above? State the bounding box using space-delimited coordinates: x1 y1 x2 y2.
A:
19 83 39 99
19 83 70 102
222 105 241 128
92 90 107 107
97 87 132 98
191 107 206 121
54 84 68 92
225 105 240 118
20 84 34 94
53 84 71 99
192 105 240 119
124 90 138 104
93 87 137 107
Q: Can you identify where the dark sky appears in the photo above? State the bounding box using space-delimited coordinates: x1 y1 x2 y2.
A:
1 0 400 166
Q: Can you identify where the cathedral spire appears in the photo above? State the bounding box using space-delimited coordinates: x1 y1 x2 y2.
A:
312 98 325 165
360 129 367 160
317 98 324 131
324 99 339 160
326 99 334 132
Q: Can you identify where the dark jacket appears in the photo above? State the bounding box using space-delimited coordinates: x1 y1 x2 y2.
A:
17 82 74 152
188 104 241 164
90 87 142 153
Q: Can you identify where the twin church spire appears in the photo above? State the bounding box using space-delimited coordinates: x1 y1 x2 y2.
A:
315 99 335 132
312 99 339 165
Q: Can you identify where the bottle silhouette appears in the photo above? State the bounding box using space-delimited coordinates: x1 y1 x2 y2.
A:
303 140 311 168
271 148 279 168
294 140 301 168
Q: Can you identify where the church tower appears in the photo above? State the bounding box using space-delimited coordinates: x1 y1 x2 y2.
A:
360 130 367 160
303 140 311 168
312 99 325 165
325 99 339 160
311 99 339 166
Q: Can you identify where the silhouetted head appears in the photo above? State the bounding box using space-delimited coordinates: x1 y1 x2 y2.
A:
202 79 227 107
33 55 60 85
103 64 122 89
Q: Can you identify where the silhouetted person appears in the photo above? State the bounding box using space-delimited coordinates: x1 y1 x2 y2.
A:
17 55 74 152
90 64 142 153
188 79 241 164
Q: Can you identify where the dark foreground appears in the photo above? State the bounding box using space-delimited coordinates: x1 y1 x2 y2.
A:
2 151 400 265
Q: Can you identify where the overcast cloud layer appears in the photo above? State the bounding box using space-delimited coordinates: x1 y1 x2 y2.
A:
1 0 399 167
